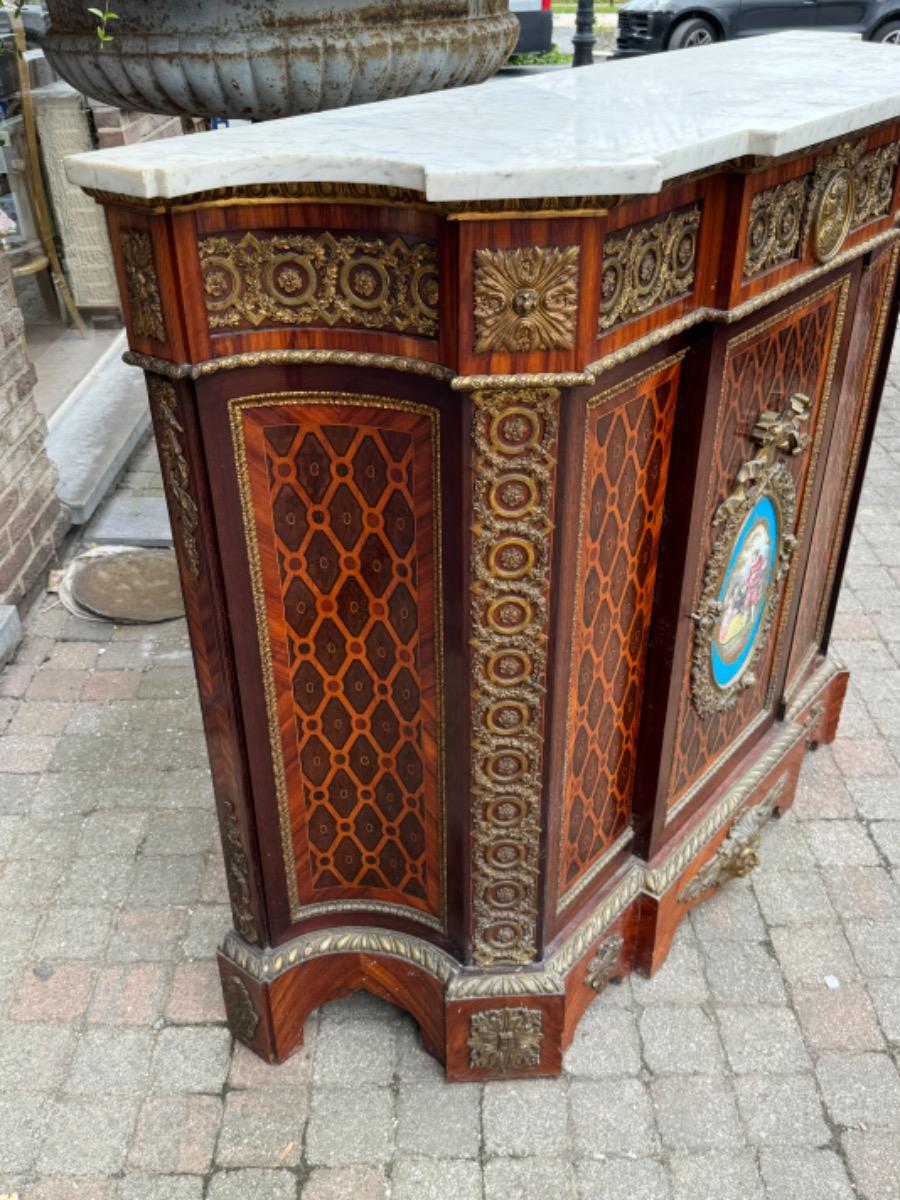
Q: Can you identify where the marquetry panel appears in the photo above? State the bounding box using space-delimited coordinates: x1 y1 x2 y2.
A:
199 229 440 338
786 244 900 694
231 394 443 925
557 358 680 907
666 279 849 813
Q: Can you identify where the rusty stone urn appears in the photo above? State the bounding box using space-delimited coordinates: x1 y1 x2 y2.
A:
41 0 518 121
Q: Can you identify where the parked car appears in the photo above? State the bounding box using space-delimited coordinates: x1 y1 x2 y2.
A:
615 0 900 54
509 0 553 54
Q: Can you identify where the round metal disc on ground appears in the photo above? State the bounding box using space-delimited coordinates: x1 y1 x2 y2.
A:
70 550 185 623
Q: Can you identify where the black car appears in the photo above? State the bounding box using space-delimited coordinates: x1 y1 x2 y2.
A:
616 0 900 54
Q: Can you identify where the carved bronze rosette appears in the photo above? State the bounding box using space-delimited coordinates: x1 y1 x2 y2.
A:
467 1007 544 1071
198 230 439 337
473 246 580 353
120 230 165 342
690 393 809 719
584 932 624 993
470 387 559 966
147 376 200 585
222 975 260 1041
678 774 786 903
599 206 701 333
743 177 808 278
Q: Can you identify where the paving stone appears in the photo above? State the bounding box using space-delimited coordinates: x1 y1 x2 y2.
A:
803 819 883 868
143 810 215 856
393 1158 483 1200
1 855 67 906
715 1006 809 1074
87 964 167 1026
78 811 147 857
484 1157 577 1200
152 1026 231 1093
562 1004 641 1076
831 737 898 778
651 1076 742 1151
793 771 857 820
14 817 83 859
128 1095 222 1173
9 700 74 735
575 1159 669 1200
0 733 58 772
570 1078 658 1157
770 924 858 985
26 669 85 702
0 907 40 959
842 1130 900 1200
640 1005 724 1075
228 1034 316 1089
700 940 788 1004
815 1051 900 1128
66 1028 154 1096
868 820 900 866
867 977 900 1040
690 878 767 943
758 1149 855 1200
137 668 198 700
734 1073 829 1146
751 869 835 926
844 918 900 976
630 930 709 1003
756 820 816 871
10 962 96 1022
117 1176 203 1200
0 772 36 812
0 1093 49 1171
669 1150 763 1200
38 1098 139 1175
206 1170 297 1200
394 1016 443 1081
81 671 142 701
822 866 900 920
180 905 231 959
165 961 225 1023
34 906 113 960
484 1077 569 1157
847 777 900 820
59 857 135 904
396 1080 481 1158
130 855 204 905
793 982 884 1050
107 908 187 962
26 1179 117 1200
313 1017 397 1086
306 1086 393 1166
215 1089 307 1167
301 1166 387 1200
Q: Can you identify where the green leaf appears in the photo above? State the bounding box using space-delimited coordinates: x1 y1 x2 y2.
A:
87 7 105 17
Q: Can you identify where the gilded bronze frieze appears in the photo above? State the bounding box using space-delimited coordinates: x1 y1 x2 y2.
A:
199 230 439 337
599 206 701 333
469 387 559 966
223 975 260 1040
120 230 165 342
147 376 200 585
473 246 580 353
743 177 808 278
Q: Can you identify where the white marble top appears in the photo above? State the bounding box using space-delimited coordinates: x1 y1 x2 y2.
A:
65 32 900 202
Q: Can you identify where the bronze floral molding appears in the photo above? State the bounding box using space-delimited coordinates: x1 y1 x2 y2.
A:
473 246 580 353
222 975 260 1041
469 387 559 966
147 377 200 585
467 1007 544 1071
599 206 701 333
198 230 439 337
584 933 624 993
120 230 165 343
690 392 810 719
743 177 808 278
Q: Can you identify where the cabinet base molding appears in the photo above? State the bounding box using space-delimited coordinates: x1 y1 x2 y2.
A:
218 656 848 1079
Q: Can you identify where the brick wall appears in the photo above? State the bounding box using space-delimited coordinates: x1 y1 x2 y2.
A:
89 103 185 150
0 252 67 606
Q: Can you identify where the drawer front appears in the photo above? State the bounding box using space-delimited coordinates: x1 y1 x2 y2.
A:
785 243 900 695
665 276 851 819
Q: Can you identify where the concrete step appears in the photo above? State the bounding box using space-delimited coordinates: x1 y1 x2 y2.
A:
84 492 172 547
46 341 151 526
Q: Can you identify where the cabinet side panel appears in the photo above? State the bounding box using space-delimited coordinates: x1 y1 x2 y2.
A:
666 278 849 814
230 393 445 930
785 245 900 694
556 357 681 910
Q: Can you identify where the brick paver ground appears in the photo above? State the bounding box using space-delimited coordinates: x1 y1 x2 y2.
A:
3 337 900 1199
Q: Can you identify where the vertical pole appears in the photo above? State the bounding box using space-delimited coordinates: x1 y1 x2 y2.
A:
572 0 597 66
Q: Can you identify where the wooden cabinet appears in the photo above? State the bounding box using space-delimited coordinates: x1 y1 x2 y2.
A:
91 120 900 1079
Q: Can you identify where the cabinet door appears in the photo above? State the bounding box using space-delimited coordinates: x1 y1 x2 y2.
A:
657 274 852 832
784 244 900 698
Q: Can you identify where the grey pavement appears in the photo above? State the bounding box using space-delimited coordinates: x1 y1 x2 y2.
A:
2 334 900 1197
